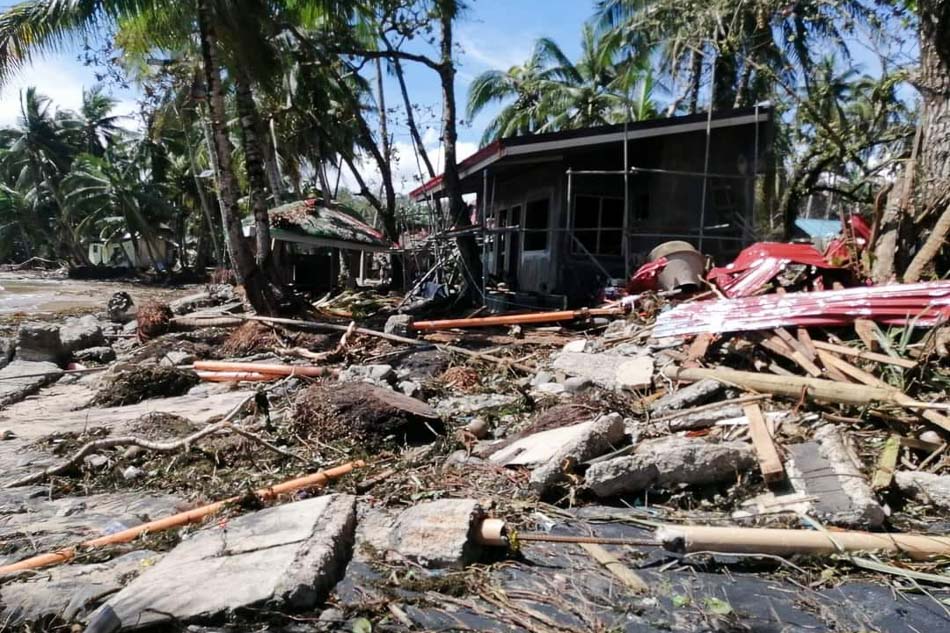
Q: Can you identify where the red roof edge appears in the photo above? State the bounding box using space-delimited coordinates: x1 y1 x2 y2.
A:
409 140 504 199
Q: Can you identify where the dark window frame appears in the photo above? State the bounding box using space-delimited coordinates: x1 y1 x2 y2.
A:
571 194 625 256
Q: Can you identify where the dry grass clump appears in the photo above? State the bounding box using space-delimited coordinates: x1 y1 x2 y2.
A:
439 366 481 392
92 366 200 407
221 321 281 356
137 301 173 341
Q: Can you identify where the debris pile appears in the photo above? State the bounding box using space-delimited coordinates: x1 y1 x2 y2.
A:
0 241 949 632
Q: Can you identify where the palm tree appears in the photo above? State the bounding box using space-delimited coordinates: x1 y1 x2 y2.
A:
60 85 125 156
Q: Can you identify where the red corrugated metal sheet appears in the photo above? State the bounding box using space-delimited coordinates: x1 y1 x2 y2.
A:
707 242 838 298
653 281 950 338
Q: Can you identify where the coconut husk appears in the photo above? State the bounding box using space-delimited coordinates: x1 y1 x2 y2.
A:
137 301 173 341
91 366 200 407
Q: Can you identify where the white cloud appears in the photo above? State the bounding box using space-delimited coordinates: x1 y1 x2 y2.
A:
457 30 531 72
0 57 142 131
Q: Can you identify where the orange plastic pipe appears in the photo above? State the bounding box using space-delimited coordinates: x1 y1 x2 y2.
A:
410 307 622 331
193 361 335 378
0 460 364 576
197 371 275 382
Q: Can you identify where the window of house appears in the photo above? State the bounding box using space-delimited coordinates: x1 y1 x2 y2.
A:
523 198 550 251
572 195 625 256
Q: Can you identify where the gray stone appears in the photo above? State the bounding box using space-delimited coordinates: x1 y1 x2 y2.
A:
530 413 626 495
785 426 886 528
895 471 950 510
563 376 593 394
615 356 655 390
586 436 755 498
357 499 485 569
121 466 144 481
0 550 158 625
665 404 745 432
918 430 942 445
530 370 555 386
398 380 421 397
61 315 105 353
94 494 356 630
534 382 566 396
384 314 414 337
338 364 394 384
0 360 63 407
489 418 604 467
562 339 589 353
434 393 518 418
16 322 64 362
160 350 195 367
83 454 110 470
73 346 116 364
649 379 724 416
0 337 15 370
553 351 654 391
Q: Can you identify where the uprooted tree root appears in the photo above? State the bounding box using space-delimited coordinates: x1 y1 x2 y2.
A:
137 300 173 341
91 366 200 408
221 321 333 357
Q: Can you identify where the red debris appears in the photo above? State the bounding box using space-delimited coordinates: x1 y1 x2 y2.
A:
653 281 950 338
627 257 668 293
707 242 838 298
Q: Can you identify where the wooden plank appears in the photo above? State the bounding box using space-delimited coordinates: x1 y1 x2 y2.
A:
854 319 880 352
742 403 785 483
816 350 891 389
811 340 916 369
759 333 823 378
795 328 819 361
872 434 901 490
686 333 714 364
776 327 817 363
579 543 649 593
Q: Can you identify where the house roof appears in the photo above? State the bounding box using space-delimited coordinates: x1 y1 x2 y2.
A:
409 106 772 200
243 199 394 252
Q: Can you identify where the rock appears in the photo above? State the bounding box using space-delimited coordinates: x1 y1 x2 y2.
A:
16 322 65 363
338 364 394 385
534 382 566 396
0 550 158 625
649 379 724 416
434 393 518 418
121 320 137 335
384 314 413 337
895 471 950 510
586 437 755 498
1 429 14 440
60 315 106 353
462 417 490 439
83 454 110 470
665 404 745 432
553 351 654 391
530 413 626 495
73 346 116 364
785 426 886 528
0 337 15 370
615 357 655 390
563 376 593 394
919 430 942 445
489 418 609 467
0 360 63 407
107 292 135 322
122 466 144 481
530 370 555 386
159 350 195 367
122 445 144 460
93 495 356 630
398 380 421 397
356 499 486 569
562 340 589 353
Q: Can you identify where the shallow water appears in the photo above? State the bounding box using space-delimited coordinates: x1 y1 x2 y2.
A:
0 273 196 315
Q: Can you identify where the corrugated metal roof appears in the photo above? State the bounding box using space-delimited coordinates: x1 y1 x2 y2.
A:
248 199 393 249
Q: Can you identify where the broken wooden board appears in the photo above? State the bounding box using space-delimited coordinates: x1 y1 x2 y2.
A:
743 403 784 483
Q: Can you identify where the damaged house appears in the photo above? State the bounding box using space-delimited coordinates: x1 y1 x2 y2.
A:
411 106 773 305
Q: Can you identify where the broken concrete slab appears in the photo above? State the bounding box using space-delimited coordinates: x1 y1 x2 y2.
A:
586 437 755 498
60 315 106 353
0 550 158 625
92 494 356 630
384 314 413 336
0 337 14 370
0 360 63 408
489 418 605 468
664 404 745 431
434 393 518 418
338 363 394 385
553 351 654 391
16 322 65 363
530 413 626 495
649 379 725 416
785 425 886 528
355 499 486 569
895 471 950 510
73 346 116 363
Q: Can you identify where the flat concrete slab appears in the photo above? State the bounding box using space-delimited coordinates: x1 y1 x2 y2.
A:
0 360 62 408
93 494 356 630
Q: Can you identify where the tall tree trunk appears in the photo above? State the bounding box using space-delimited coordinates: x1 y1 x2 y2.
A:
687 49 702 114
438 1 482 305
903 0 950 281
390 52 437 178
179 108 222 264
264 117 284 203
196 0 277 314
234 71 273 265
374 57 405 289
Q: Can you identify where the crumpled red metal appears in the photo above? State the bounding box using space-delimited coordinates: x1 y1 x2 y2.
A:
653 281 950 338
627 257 668 293
707 242 838 298
825 215 872 266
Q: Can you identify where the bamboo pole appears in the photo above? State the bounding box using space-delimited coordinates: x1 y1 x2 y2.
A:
196 371 274 382
657 524 950 561
193 361 335 378
0 461 364 576
410 308 623 331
